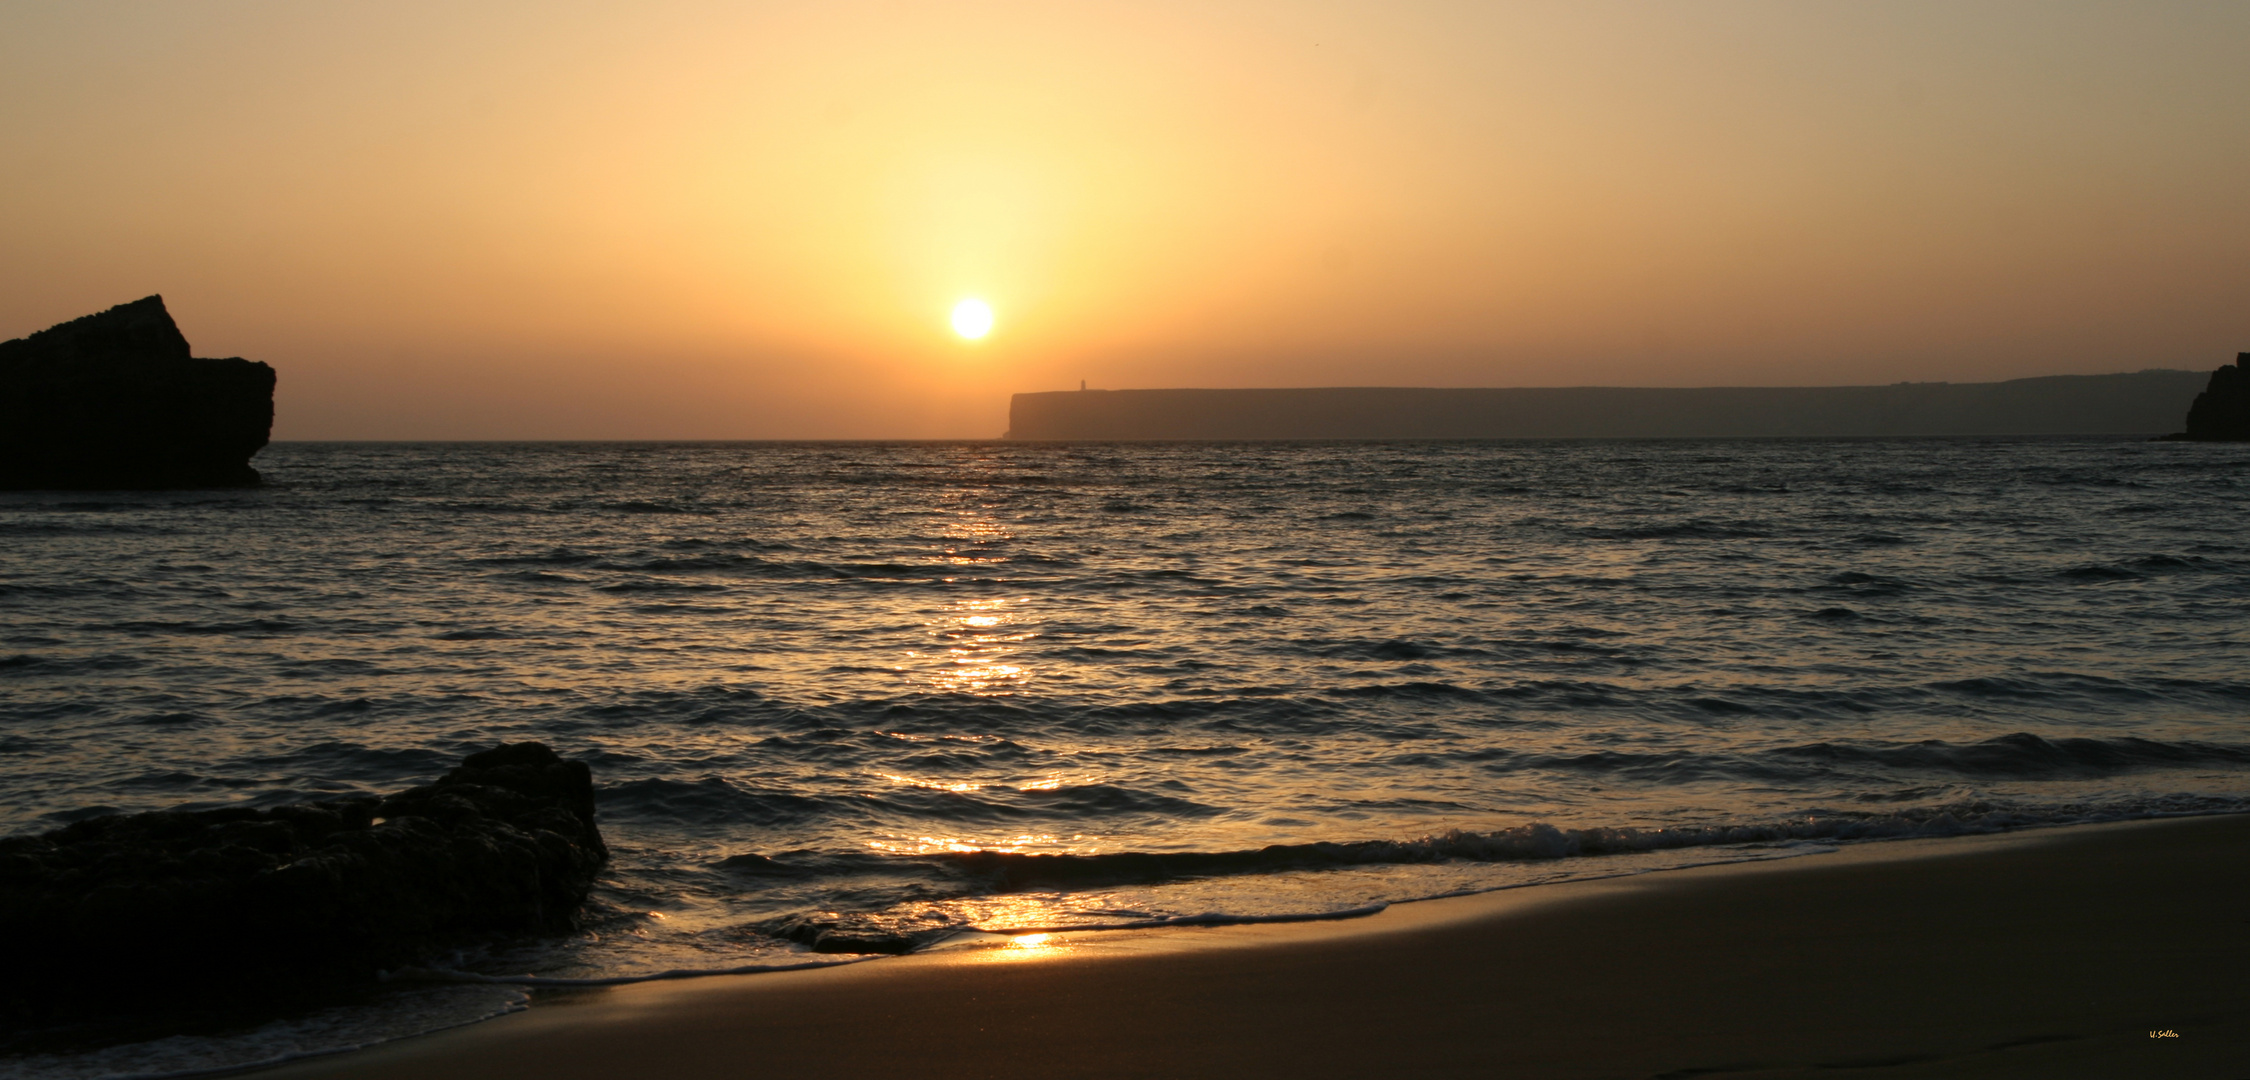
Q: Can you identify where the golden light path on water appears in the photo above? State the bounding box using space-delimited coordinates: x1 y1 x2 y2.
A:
907 508 1034 698
924 595 1031 696
868 496 1098 858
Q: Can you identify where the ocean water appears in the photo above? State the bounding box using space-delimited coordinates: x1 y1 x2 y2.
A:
5 437 2249 1075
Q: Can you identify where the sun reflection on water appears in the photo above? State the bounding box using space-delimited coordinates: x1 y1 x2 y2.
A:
914 595 1035 695
863 832 1088 856
939 517 1012 566
872 773 1076 795
876 773 984 793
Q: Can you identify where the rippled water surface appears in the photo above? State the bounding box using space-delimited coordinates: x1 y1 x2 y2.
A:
4 438 2248 1073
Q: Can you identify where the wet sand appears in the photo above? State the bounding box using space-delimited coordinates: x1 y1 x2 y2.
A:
268 814 2250 1080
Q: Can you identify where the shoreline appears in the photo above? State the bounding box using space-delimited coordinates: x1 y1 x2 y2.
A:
265 813 2250 1079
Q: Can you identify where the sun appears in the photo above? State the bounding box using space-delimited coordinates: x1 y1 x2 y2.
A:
950 298 994 340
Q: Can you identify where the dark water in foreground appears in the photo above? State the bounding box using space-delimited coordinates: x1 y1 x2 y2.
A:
4 438 2248 1076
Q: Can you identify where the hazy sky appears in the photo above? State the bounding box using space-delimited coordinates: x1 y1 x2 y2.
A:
4 1 2246 438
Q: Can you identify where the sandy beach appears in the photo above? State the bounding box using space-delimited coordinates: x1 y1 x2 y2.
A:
263 813 2249 1080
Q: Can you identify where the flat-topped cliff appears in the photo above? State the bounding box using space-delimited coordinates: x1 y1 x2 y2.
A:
1006 371 2208 440
0 296 274 488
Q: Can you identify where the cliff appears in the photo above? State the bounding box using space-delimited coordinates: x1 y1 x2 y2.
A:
0 296 275 488
1005 371 2210 440
2166 354 2250 441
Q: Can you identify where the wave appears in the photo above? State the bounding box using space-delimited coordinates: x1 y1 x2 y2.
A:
1295 637 1497 662
235 742 461 783
129 712 209 727
107 619 301 636
430 501 550 515
760 902 1394 955
602 776 839 826
594 580 729 594
721 798 2250 907
597 554 798 574
0 654 147 676
724 799 2250 954
2060 563 2144 582
1326 680 1489 700
528 678 2250 761
659 537 801 553
468 547 602 567
1813 570 1913 594
987 902 1390 935
913 822 1766 889
1926 674 2162 702
1576 519 1778 540
599 501 719 515
1483 733 2250 782
1769 732 2250 777
600 775 1224 828
395 957 870 988
476 550 972 583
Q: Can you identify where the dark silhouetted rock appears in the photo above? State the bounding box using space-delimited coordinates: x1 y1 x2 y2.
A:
0 296 274 488
2163 354 2250 441
0 743 606 1022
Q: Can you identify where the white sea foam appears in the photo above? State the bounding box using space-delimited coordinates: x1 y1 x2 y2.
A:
393 957 873 988
969 901 1392 936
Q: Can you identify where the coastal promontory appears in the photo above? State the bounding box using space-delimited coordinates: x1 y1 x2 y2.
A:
1006 371 2209 440
2166 353 2250 441
0 296 275 488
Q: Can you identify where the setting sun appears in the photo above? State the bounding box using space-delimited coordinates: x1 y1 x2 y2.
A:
950 299 994 341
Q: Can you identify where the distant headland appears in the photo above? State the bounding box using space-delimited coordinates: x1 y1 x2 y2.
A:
0 296 274 488
1006 370 2211 441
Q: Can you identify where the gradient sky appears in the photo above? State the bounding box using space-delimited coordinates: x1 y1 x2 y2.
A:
4 1 2246 438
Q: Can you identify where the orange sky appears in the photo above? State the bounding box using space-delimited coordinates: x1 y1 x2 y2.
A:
3 1 2246 438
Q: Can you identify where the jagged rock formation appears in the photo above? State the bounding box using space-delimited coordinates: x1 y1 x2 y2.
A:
0 743 606 1021
2165 354 2250 441
0 296 274 488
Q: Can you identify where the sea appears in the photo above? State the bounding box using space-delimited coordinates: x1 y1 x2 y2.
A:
5 437 2248 1077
